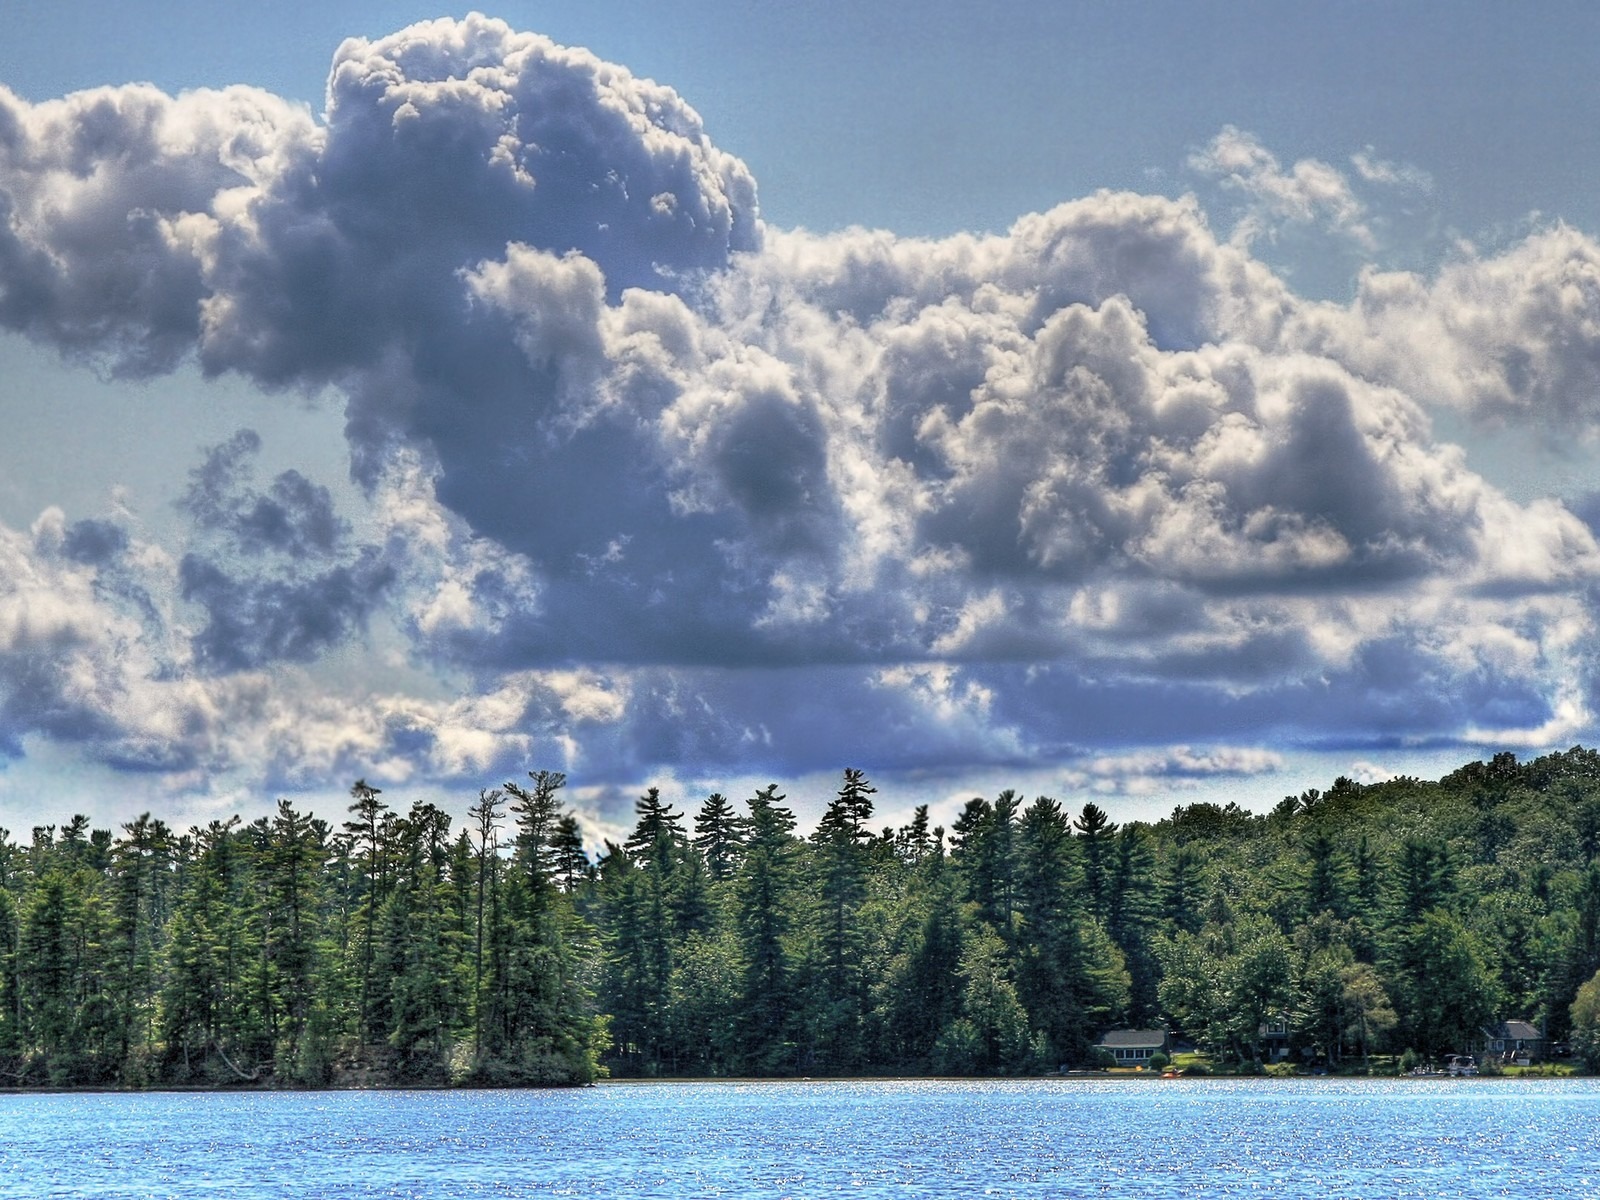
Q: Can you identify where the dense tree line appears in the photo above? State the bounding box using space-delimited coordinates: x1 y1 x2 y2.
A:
5 747 1600 1086
0 777 602 1087
592 751 1600 1076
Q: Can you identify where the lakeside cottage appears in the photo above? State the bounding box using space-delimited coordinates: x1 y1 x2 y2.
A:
1474 1020 1547 1065
1259 1017 1293 1063
1094 1029 1170 1066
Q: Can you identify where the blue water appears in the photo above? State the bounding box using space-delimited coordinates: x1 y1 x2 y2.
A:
1 1078 1596 1198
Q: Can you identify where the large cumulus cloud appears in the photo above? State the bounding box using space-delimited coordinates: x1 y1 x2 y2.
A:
3 13 1600 810
1290 226 1600 435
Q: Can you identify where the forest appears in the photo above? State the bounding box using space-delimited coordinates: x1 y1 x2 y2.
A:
3 747 1600 1088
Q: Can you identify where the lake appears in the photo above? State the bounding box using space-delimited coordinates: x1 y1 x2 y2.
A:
1 1078 1596 1198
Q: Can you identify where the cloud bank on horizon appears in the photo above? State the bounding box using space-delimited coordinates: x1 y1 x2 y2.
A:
3 14 1600 822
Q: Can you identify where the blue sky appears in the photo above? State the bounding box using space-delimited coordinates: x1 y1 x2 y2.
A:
3 3 1600 839
10 3 1600 245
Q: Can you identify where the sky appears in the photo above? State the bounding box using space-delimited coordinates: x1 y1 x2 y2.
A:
4 2 1600 842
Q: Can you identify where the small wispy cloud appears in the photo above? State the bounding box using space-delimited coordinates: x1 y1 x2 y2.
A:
1189 124 1374 249
1062 746 1286 795
1351 147 1434 194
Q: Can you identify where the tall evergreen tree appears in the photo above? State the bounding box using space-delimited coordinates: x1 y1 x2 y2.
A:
1385 909 1499 1058
20 869 95 1083
467 788 503 1065
161 818 256 1082
1160 843 1207 936
736 785 800 1073
254 801 332 1081
881 849 963 1067
481 771 604 1084
1389 836 1455 923
548 816 590 891
1553 862 1600 1036
109 813 172 1067
1014 796 1090 1063
341 779 389 1047
806 769 877 1069
1105 826 1160 1022
378 803 461 1082
693 793 745 882
1074 802 1119 922
506 771 568 883
951 793 1020 934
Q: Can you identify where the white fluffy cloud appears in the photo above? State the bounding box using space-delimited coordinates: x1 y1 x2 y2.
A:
2 15 1600 810
1289 226 1600 434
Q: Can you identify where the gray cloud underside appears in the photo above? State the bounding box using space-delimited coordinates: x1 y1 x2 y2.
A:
1 13 1598 800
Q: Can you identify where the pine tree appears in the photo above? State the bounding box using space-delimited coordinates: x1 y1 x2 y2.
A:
736 785 799 1073
1160 843 1207 936
0 884 20 1073
109 813 172 1070
379 806 461 1082
1014 796 1090 1064
467 788 503 1065
951 796 1017 932
933 925 1033 1074
548 816 590 891
693 793 745 882
506 770 567 884
484 771 603 1084
161 818 257 1082
806 769 876 1069
20 870 87 1083
256 800 331 1081
342 779 389 1047
601 787 691 1072
1074 802 1119 922
1553 862 1600 1037
881 849 962 1067
1105 826 1160 1022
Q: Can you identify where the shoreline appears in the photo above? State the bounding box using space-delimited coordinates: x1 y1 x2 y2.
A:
3 1069 1584 1096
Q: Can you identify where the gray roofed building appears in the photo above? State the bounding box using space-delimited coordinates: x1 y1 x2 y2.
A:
1477 1019 1547 1063
1094 1028 1170 1065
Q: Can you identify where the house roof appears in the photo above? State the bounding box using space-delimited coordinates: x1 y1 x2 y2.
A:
1485 1020 1542 1041
1096 1029 1167 1049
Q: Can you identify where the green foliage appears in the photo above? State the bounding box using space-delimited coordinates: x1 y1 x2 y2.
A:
3 745 1600 1087
936 923 1033 1074
1572 966 1600 1071
1085 1046 1116 1070
0 768 608 1089
1386 909 1499 1058
734 785 800 1074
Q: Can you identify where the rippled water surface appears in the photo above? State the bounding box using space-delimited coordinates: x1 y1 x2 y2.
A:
3 1078 1598 1198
